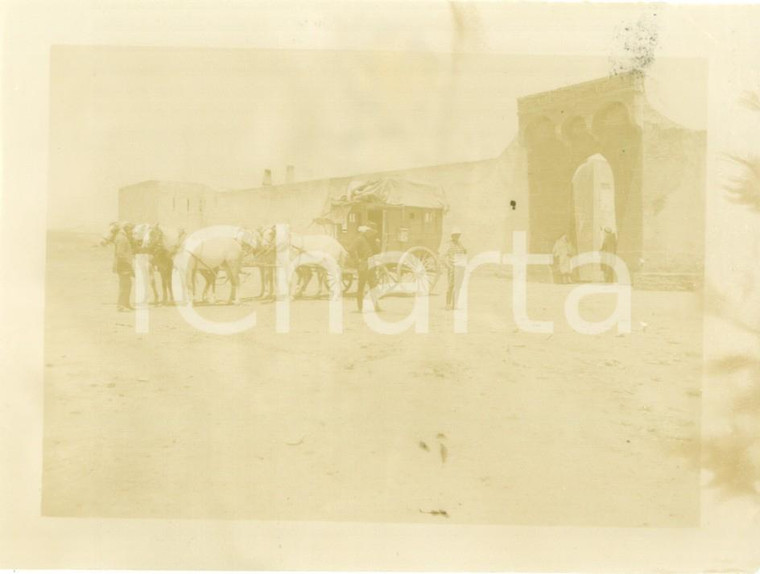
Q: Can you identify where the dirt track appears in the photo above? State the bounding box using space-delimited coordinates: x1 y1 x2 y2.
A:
42 231 702 526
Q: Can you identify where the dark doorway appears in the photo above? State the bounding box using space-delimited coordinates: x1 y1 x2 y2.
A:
367 208 383 230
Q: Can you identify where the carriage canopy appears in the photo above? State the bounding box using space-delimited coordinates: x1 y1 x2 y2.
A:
318 178 448 253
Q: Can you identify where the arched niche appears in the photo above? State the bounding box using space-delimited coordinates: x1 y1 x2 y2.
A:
562 116 588 140
523 116 558 150
592 101 635 140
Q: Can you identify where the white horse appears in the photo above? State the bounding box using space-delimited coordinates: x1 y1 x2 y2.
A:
261 226 348 300
149 225 261 305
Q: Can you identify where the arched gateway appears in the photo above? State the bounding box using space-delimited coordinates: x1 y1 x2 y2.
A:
517 71 705 289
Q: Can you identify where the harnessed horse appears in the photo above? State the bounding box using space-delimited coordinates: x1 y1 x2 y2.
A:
145 225 261 305
258 225 348 301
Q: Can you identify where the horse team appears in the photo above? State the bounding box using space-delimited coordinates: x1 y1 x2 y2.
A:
102 221 349 308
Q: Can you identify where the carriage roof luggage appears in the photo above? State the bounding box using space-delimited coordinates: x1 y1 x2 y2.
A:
317 177 448 224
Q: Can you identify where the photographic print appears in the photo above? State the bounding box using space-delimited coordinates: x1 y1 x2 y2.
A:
2 1 759 571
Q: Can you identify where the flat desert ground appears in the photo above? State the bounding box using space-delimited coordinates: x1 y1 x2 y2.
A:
42 231 702 526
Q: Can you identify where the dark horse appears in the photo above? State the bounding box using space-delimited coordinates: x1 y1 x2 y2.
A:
141 224 189 305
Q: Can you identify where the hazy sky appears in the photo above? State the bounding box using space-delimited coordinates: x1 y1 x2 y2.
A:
48 47 705 230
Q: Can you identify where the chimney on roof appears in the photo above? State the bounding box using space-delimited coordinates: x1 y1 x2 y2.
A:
285 165 295 184
262 169 272 186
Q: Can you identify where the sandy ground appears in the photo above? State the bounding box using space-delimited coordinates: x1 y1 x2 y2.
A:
41 231 702 526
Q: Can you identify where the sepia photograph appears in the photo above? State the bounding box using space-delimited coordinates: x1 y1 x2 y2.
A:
2 1 760 571
43 47 705 526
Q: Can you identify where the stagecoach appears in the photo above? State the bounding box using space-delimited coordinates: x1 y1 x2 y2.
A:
220 177 447 300
315 178 448 294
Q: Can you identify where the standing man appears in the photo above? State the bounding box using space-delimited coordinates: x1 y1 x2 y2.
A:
443 227 467 310
601 226 618 283
351 225 382 313
113 222 135 311
552 233 575 284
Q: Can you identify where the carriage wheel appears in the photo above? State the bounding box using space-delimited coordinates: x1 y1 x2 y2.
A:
292 265 344 299
374 264 398 296
397 247 441 293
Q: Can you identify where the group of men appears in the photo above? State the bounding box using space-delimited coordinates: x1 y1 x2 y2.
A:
551 226 618 284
